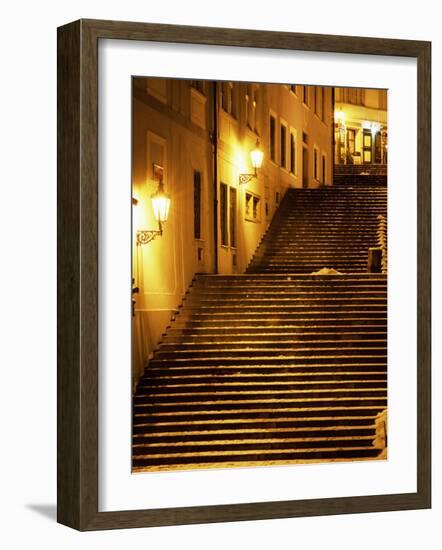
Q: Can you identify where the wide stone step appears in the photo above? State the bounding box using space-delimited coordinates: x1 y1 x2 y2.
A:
171 318 387 329
258 247 371 253
196 274 386 281
247 268 370 274
153 346 387 360
162 331 387 343
132 414 379 434
247 263 370 268
175 313 387 324
281 206 387 211
158 339 386 352
136 378 386 393
165 325 386 339
140 372 387 386
133 406 385 425
259 242 377 248
265 230 378 236
192 289 387 296
285 196 387 201
194 278 387 287
187 290 387 298
247 254 374 259
133 425 376 443
134 389 386 407
180 301 387 311
132 447 382 469
133 436 377 457
192 286 387 294
186 288 386 299
251 258 370 264
190 287 386 295
148 357 387 371
146 369 386 382
267 222 381 227
134 397 387 414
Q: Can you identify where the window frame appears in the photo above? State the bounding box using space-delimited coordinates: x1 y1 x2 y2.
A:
245 190 261 223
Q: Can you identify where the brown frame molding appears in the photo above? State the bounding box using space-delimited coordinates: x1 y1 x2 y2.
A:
57 19 431 531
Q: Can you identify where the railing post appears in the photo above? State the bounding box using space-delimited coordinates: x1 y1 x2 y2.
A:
376 214 388 273
367 247 382 273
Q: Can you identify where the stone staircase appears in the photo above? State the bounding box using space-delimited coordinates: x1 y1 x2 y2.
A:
247 186 387 274
132 185 388 472
333 164 387 187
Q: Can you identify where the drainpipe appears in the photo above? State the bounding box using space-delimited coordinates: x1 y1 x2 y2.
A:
331 87 335 186
212 81 219 274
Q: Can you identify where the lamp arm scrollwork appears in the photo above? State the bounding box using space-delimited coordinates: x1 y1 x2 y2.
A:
136 228 162 245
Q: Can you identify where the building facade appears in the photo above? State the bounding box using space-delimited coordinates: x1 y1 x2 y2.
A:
132 78 333 387
334 87 388 165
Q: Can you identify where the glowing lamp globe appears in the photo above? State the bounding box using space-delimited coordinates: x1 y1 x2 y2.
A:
250 140 264 170
335 109 345 124
151 182 171 224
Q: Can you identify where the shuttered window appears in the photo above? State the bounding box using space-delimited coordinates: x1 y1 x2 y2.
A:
193 171 201 239
220 183 228 246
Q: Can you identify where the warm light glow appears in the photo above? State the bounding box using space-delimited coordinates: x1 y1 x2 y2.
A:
335 109 345 123
371 122 381 136
151 183 171 223
362 120 381 135
250 140 264 170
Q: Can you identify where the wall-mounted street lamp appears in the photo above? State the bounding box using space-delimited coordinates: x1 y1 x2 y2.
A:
335 108 345 126
239 139 264 185
136 164 171 245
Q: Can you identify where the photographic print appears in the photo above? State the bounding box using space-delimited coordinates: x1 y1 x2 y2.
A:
131 78 388 473
57 19 430 530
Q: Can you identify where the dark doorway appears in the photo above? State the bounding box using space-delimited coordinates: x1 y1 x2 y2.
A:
374 132 382 164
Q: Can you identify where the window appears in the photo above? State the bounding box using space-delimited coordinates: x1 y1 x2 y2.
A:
193 171 202 239
280 123 287 168
379 90 387 110
245 192 261 222
290 131 296 174
347 129 356 156
290 85 297 95
302 85 308 106
314 148 319 181
313 86 317 114
229 187 237 248
335 87 365 106
246 85 258 132
252 88 259 132
221 82 237 118
269 114 276 162
190 80 205 94
246 85 252 129
220 183 228 245
322 154 326 184
302 131 308 144
220 183 237 247
321 86 326 121
146 78 167 104
221 82 229 112
275 191 280 205
363 130 373 163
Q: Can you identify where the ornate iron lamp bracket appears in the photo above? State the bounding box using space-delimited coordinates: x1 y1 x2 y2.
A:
136 229 162 245
239 173 257 185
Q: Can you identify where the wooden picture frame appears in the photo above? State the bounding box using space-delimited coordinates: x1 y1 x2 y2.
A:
57 19 431 531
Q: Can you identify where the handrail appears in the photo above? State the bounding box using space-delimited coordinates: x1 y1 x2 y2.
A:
376 214 388 274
